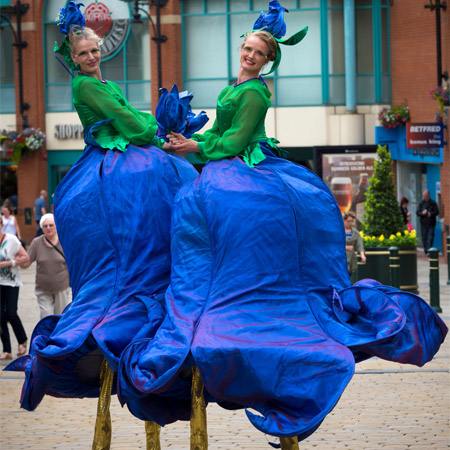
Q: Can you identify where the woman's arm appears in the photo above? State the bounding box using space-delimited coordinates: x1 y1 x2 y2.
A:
0 245 30 269
15 245 30 266
18 239 36 269
171 89 267 159
14 216 22 240
77 78 161 147
200 89 267 160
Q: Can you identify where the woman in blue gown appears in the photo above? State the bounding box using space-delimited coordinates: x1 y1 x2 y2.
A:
6 7 198 424
117 1 448 446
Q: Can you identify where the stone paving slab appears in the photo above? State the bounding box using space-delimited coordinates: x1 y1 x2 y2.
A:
1 256 449 449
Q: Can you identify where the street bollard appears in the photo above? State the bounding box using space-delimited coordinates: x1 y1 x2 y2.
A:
389 246 400 288
429 248 442 313
447 236 450 285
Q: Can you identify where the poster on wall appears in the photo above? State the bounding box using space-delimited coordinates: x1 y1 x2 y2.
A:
314 146 377 227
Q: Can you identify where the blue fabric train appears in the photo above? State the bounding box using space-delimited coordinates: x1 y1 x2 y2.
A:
118 148 447 440
5 144 197 410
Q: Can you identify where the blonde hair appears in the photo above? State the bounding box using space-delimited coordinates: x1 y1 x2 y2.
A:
242 30 277 62
68 26 103 54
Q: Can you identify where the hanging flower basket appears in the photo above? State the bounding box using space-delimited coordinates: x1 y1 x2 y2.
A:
378 103 410 129
429 85 449 123
0 128 46 163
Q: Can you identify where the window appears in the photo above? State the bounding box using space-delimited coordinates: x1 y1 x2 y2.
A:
0 16 15 113
181 0 390 108
44 0 151 112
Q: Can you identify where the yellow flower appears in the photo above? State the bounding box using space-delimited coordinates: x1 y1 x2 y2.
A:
411 229 416 237
396 232 401 237
404 230 409 235
379 235 385 242
371 236 376 240
390 234 395 240
364 236 369 241
360 231 364 237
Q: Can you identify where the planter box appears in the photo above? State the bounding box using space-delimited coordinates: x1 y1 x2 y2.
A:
356 246 418 294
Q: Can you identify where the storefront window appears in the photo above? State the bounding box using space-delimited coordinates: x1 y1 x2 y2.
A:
0 17 15 113
44 0 151 112
181 0 390 108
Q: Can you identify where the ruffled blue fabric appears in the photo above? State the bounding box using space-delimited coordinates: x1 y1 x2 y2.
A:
253 0 287 38
57 1 85 35
118 148 447 439
156 85 209 142
5 144 197 411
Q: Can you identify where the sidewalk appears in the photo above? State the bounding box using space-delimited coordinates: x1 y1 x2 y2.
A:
1 258 449 449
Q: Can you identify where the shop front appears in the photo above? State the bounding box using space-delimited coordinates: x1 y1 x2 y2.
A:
375 125 444 252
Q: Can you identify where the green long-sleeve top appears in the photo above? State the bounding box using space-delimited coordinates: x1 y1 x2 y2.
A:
72 73 164 151
192 77 278 167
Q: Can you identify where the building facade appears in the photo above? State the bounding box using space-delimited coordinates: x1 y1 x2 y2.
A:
0 0 448 253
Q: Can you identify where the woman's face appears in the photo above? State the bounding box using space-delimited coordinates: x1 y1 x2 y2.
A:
2 207 10 217
240 35 269 76
42 219 57 239
71 39 101 76
345 216 354 228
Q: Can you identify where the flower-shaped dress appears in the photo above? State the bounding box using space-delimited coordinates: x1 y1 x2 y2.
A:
118 77 448 440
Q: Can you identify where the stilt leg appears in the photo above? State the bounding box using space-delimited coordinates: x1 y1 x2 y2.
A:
145 421 161 450
92 358 114 450
190 366 208 450
280 436 299 450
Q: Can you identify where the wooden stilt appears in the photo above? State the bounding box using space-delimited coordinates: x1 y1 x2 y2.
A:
92 358 113 450
145 421 161 450
190 366 208 450
280 435 299 450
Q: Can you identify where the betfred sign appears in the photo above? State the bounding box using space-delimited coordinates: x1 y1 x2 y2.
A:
407 123 444 148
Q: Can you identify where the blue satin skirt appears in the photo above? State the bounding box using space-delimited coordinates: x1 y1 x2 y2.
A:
118 151 448 440
5 144 198 411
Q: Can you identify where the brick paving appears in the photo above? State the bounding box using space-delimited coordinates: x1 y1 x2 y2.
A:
1 254 449 449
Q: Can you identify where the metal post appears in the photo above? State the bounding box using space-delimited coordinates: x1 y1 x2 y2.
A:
389 246 400 288
446 236 450 285
344 0 356 112
429 248 442 313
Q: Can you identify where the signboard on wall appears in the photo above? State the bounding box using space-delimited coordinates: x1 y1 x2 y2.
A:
315 146 377 226
406 123 444 148
83 0 131 59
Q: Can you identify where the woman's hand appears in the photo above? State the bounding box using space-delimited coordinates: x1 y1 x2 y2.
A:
162 141 175 152
345 244 354 252
169 132 199 153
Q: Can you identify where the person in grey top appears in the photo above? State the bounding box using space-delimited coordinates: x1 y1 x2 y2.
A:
21 213 71 319
34 190 48 238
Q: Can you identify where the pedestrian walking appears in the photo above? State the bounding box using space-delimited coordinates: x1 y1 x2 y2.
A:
343 211 366 276
1 205 22 242
20 213 71 319
416 189 439 255
34 190 48 237
0 215 30 360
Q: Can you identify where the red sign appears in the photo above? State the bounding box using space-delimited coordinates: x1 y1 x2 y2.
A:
407 123 444 148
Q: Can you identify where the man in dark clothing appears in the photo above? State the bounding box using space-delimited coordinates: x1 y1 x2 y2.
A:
416 189 439 255
34 190 48 237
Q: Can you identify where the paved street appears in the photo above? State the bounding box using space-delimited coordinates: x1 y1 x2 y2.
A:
1 254 449 449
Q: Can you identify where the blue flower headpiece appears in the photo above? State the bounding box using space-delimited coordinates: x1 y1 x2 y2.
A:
242 0 308 75
57 1 85 35
156 85 209 142
54 1 86 72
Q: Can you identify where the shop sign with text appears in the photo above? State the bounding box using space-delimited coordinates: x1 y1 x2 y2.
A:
407 123 444 148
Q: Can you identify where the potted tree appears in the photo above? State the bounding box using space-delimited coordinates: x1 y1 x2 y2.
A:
358 145 419 293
